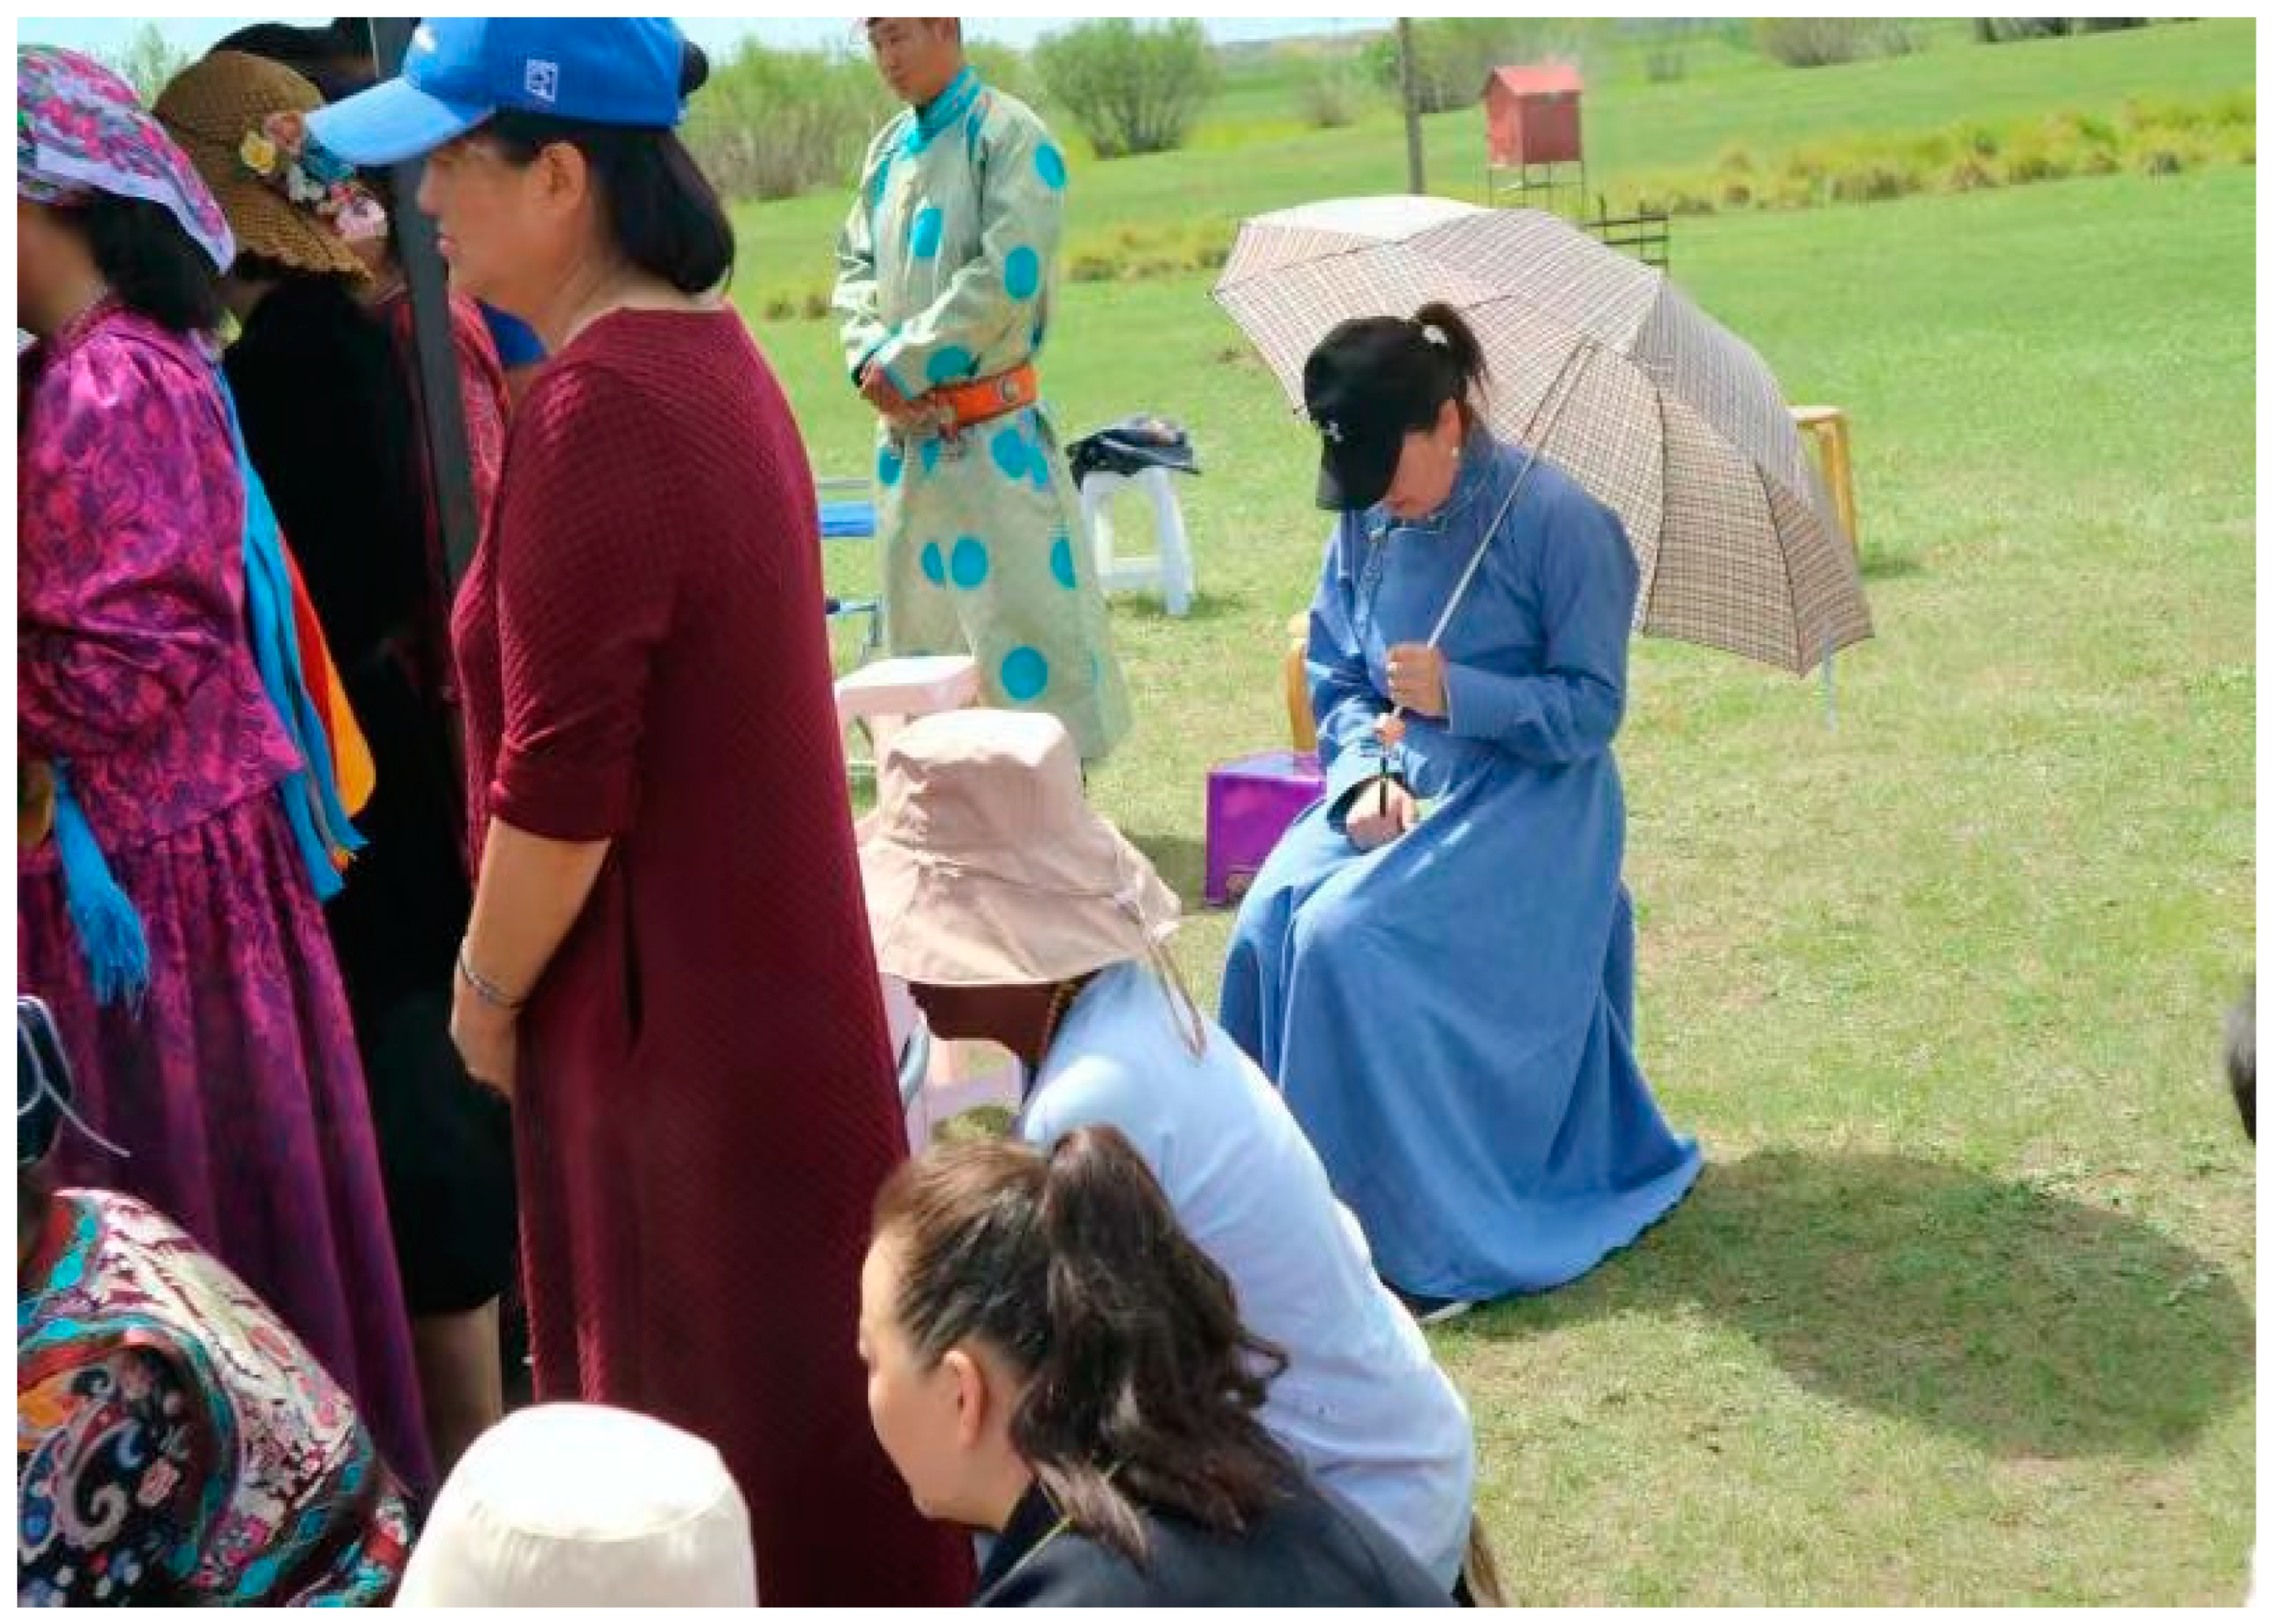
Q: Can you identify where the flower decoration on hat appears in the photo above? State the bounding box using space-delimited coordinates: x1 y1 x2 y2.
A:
239 109 386 242
1317 417 1345 444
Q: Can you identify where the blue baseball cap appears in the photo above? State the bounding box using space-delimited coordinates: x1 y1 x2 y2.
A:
306 17 687 168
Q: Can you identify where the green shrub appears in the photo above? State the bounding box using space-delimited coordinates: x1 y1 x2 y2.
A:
1998 136 2073 184
1754 19 1894 67
684 43 894 204
1951 120 2003 159
1718 176 1754 209
99 21 191 103
1643 46 1688 84
1035 19 1220 158
1829 158 1916 204
1717 143 1757 177
1294 55 1370 129
801 289 833 322
1360 19 1589 115
1067 251 1120 283
1940 155 2000 193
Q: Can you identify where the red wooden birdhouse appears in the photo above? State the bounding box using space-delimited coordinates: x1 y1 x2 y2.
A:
1483 63 1584 168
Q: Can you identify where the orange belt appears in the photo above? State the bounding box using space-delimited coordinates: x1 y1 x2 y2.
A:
931 363 1038 430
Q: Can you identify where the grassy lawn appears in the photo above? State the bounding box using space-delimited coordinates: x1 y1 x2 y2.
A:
740 27 2254 1605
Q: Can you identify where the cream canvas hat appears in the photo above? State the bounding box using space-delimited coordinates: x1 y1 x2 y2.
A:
858 709 1180 989
395 1404 758 1607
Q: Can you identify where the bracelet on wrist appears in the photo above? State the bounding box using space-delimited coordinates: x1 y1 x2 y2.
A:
457 942 526 1012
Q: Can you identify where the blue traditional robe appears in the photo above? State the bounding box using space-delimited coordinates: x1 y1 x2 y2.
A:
1221 431 1702 1301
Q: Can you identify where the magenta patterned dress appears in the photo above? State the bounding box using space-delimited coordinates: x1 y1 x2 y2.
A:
16 301 431 1492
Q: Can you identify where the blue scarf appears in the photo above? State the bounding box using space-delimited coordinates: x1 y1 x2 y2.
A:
48 369 365 1009
214 367 365 901
49 767 149 1010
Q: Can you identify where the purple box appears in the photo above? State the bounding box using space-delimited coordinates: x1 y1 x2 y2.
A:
1205 749 1326 907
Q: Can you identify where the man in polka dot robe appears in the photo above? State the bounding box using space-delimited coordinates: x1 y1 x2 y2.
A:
835 18 1133 762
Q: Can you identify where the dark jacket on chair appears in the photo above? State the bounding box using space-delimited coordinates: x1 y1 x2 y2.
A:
973 1472 1451 1606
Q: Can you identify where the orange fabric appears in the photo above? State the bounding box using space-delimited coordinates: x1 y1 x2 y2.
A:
282 546 377 823
931 362 1039 429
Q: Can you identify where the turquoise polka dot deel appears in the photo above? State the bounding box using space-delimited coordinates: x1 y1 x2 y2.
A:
925 345 975 385
919 437 943 477
910 205 944 258
1035 142 1066 189
920 540 946 585
950 535 991 589
1050 533 1077 588
999 645 1050 701
1003 244 1041 301
877 444 903 487
988 425 1028 481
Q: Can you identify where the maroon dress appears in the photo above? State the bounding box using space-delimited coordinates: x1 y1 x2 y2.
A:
453 306 973 1605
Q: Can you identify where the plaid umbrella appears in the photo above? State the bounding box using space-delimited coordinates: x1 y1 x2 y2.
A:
1213 196 1871 675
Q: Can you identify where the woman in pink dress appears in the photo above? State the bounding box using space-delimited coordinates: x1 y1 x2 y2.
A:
15 45 428 1489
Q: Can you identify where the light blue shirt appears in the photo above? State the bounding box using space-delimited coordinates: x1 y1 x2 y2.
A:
1022 962 1477 1587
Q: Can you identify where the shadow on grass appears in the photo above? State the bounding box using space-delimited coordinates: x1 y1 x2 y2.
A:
1859 550 1926 582
1127 829 1211 908
1464 1150 2252 1462
1105 589 1248 625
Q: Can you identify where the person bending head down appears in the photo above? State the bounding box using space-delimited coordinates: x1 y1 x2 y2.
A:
859 1125 1449 1606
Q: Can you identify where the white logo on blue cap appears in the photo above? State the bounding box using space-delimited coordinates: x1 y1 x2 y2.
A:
525 59 560 104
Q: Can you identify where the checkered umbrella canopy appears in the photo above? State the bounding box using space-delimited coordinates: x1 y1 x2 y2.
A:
1214 196 1872 674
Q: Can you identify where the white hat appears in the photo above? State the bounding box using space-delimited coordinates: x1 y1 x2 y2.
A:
397 1405 758 1608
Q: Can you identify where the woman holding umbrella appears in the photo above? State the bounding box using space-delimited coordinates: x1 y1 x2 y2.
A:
1220 305 1702 1321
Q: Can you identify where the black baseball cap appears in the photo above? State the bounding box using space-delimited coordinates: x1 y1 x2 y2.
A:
1302 315 1456 513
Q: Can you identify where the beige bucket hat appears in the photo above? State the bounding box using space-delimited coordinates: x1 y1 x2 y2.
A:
395 1404 758 1607
858 709 1180 989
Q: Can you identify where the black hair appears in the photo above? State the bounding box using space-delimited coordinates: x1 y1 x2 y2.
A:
874 1125 1297 1566
70 193 226 334
1403 301 1488 434
208 19 376 101
478 42 734 296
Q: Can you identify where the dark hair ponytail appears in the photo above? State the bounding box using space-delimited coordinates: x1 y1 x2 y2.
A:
1411 300 1488 432
482 40 734 295
873 1126 1296 1566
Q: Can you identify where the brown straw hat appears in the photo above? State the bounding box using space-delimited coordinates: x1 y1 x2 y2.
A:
858 710 1181 990
152 51 369 281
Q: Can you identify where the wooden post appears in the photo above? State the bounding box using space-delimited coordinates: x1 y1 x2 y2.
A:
1397 18 1425 194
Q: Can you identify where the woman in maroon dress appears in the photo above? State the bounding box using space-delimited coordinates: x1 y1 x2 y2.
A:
310 19 974 1606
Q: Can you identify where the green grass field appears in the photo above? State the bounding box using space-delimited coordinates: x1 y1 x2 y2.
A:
730 17 2254 309
743 22 2254 1604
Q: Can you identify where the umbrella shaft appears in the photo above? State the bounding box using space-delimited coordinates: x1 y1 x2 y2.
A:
1415 341 1601 666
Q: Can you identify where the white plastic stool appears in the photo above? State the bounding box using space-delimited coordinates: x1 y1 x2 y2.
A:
1078 466 1194 617
834 653 980 759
